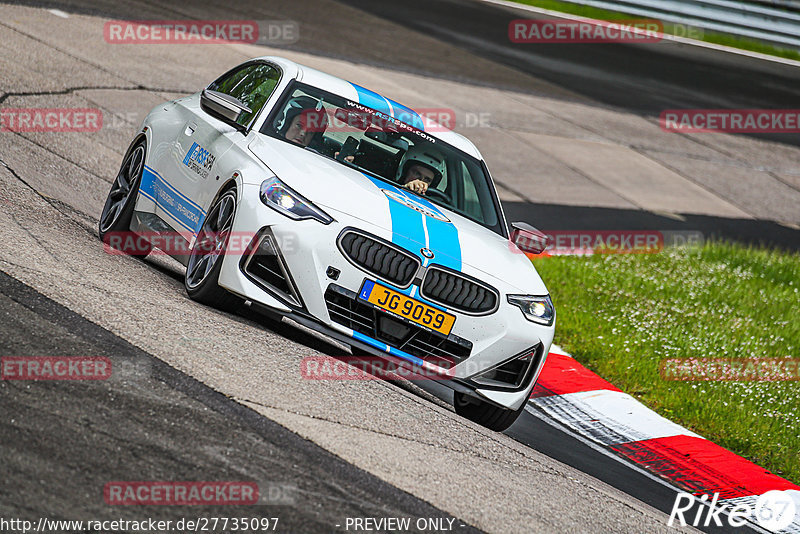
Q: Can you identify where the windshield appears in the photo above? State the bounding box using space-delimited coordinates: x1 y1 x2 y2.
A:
260 81 504 235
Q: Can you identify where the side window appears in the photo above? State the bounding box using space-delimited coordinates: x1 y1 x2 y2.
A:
436 161 448 193
208 63 281 127
460 162 482 221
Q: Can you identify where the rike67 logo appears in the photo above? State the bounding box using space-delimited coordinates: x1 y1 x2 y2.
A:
669 490 797 530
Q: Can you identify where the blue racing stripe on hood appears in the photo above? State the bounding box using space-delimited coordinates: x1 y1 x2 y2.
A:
360 173 423 294
387 194 425 262
423 212 461 271
360 173 462 274
404 190 461 272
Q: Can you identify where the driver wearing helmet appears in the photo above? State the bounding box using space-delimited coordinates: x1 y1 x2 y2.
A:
280 107 329 148
396 144 445 196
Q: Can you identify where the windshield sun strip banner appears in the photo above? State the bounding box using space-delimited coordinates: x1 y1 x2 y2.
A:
349 82 426 131
390 101 427 131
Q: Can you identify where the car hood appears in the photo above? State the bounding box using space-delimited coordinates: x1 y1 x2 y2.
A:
248 135 547 294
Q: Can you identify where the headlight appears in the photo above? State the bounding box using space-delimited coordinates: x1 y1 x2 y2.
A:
259 177 333 224
507 294 555 326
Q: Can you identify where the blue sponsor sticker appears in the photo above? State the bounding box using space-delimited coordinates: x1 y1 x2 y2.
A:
139 166 205 233
182 142 215 178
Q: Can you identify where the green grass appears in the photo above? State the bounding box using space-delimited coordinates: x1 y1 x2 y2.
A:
511 0 800 61
532 242 800 483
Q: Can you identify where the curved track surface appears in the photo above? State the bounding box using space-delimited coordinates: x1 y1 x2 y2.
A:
1 0 796 532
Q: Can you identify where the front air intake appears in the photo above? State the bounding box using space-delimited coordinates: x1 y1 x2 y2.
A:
241 229 302 307
472 345 542 390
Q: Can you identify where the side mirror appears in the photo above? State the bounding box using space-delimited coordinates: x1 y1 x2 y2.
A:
200 89 251 129
510 221 549 255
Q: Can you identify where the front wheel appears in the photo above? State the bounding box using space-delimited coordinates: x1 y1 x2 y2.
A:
453 392 526 431
185 188 242 311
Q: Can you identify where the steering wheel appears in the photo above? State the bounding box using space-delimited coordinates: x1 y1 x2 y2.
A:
425 188 451 205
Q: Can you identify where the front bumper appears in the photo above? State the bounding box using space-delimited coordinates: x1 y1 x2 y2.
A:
218 183 555 410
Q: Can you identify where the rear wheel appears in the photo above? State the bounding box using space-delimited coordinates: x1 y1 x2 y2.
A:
99 140 151 255
453 391 526 431
185 188 242 311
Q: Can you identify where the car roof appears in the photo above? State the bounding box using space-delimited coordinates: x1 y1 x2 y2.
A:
256 56 483 160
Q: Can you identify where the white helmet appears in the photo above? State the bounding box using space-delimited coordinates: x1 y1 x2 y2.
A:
396 144 446 188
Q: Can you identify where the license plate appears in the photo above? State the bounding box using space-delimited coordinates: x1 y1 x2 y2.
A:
359 280 455 336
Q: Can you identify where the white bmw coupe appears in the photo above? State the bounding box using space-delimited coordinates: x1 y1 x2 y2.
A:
99 56 555 430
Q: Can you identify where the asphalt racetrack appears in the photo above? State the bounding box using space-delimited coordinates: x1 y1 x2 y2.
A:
1 0 797 532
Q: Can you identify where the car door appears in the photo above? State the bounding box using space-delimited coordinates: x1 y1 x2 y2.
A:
166 62 282 237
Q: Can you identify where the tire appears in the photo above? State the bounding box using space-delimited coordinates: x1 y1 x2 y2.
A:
453 391 526 431
185 188 242 311
98 140 151 255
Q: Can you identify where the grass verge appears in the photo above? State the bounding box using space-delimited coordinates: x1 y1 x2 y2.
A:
532 242 800 483
509 0 800 61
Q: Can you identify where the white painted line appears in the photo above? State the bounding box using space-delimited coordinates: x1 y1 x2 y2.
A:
48 9 69 18
534 349 792 533
526 403 775 534
479 0 800 68
530 389 699 446
524 403 680 488
548 343 572 357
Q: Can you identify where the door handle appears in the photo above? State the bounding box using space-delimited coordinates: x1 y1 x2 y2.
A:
184 123 196 136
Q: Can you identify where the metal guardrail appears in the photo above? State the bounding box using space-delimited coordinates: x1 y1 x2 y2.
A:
744 0 800 13
559 0 800 49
